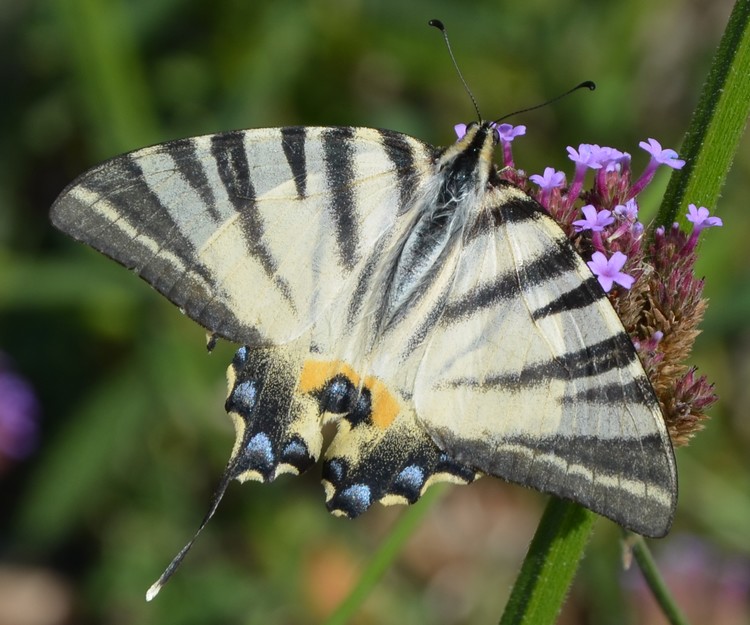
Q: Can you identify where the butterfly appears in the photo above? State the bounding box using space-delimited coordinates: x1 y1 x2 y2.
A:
50 121 677 598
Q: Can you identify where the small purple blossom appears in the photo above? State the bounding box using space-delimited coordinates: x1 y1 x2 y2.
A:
530 167 566 209
454 123 467 140
684 204 723 251
567 143 604 170
686 204 723 230
495 123 526 168
587 251 635 292
572 204 615 233
628 138 685 199
530 167 566 191
614 199 639 221
565 144 604 205
639 138 686 169
529 167 566 210
495 123 526 143
601 147 631 173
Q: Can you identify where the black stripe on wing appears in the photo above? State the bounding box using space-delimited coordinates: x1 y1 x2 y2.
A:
82 154 216 294
560 379 652 405
322 127 359 270
376 129 425 212
281 126 308 199
210 131 295 308
531 276 606 320
161 138 221 222
449 332 639 388
441 241 581 323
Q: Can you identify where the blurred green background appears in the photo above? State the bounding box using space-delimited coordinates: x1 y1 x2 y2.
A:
2 1 749 624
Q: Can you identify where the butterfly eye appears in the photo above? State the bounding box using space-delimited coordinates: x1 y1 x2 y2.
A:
489 122 501 144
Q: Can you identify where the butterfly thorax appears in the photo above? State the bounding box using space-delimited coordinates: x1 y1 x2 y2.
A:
367 122 499 339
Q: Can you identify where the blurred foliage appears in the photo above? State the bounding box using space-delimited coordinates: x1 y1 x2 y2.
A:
1 1 749 624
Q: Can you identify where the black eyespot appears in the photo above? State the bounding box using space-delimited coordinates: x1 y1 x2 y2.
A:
318 374 357 413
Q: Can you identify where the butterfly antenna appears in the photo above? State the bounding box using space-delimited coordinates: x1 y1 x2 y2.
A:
493 80 596 124
429 19 483 122
145 470 234 601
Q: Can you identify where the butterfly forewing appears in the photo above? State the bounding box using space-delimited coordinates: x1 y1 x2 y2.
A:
410 183 676 536
51 127 435 347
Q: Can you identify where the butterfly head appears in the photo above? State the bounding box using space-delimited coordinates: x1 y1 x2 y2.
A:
437 121 499 201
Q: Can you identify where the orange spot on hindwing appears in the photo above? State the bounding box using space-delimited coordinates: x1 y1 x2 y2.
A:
299 359 400 430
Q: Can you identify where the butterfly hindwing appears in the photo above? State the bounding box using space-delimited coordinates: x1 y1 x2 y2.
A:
50 127 435 347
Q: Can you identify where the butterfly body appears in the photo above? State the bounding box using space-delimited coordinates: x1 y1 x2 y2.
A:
51 120 676 560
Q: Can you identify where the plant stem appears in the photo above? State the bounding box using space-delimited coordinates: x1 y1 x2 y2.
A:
629 534 691 625
498 499 595 625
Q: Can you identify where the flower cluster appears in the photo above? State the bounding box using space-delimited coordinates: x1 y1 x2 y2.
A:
496 126 719 445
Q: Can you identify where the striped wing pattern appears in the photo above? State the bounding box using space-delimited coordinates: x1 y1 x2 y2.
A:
51 127 435 347
52 121 677 594
410 184 676 535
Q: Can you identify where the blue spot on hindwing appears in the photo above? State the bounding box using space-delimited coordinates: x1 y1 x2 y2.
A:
339 484 372 517
395 465 425 491
232 380 257 412
245 432 274 470
233 346 249 366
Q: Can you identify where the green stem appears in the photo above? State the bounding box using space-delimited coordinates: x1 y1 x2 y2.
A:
657 0 750 227
498 499 595 625
628 534 691 625
322 485 446 625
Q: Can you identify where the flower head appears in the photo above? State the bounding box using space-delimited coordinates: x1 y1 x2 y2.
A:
587 251 635 292
490 123 719 446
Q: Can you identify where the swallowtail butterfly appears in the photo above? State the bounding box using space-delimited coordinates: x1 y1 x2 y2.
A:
51 113 677 597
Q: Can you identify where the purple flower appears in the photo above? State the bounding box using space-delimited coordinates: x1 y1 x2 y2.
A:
530 167 566 191
495 124 526 168
600 147 631 173
628 138 685 199
0 358 39 463
565 144 604 205
587 251 635 292
454 123 467 140
639 138 686 169
614 199 639 221
684 204 723 252
567 143 604 170
495 123 526 143
686 204 723 230
572 204 615 232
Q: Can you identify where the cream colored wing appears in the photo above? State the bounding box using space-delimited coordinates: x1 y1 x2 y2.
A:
51 127 434 347
412 184 677 537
